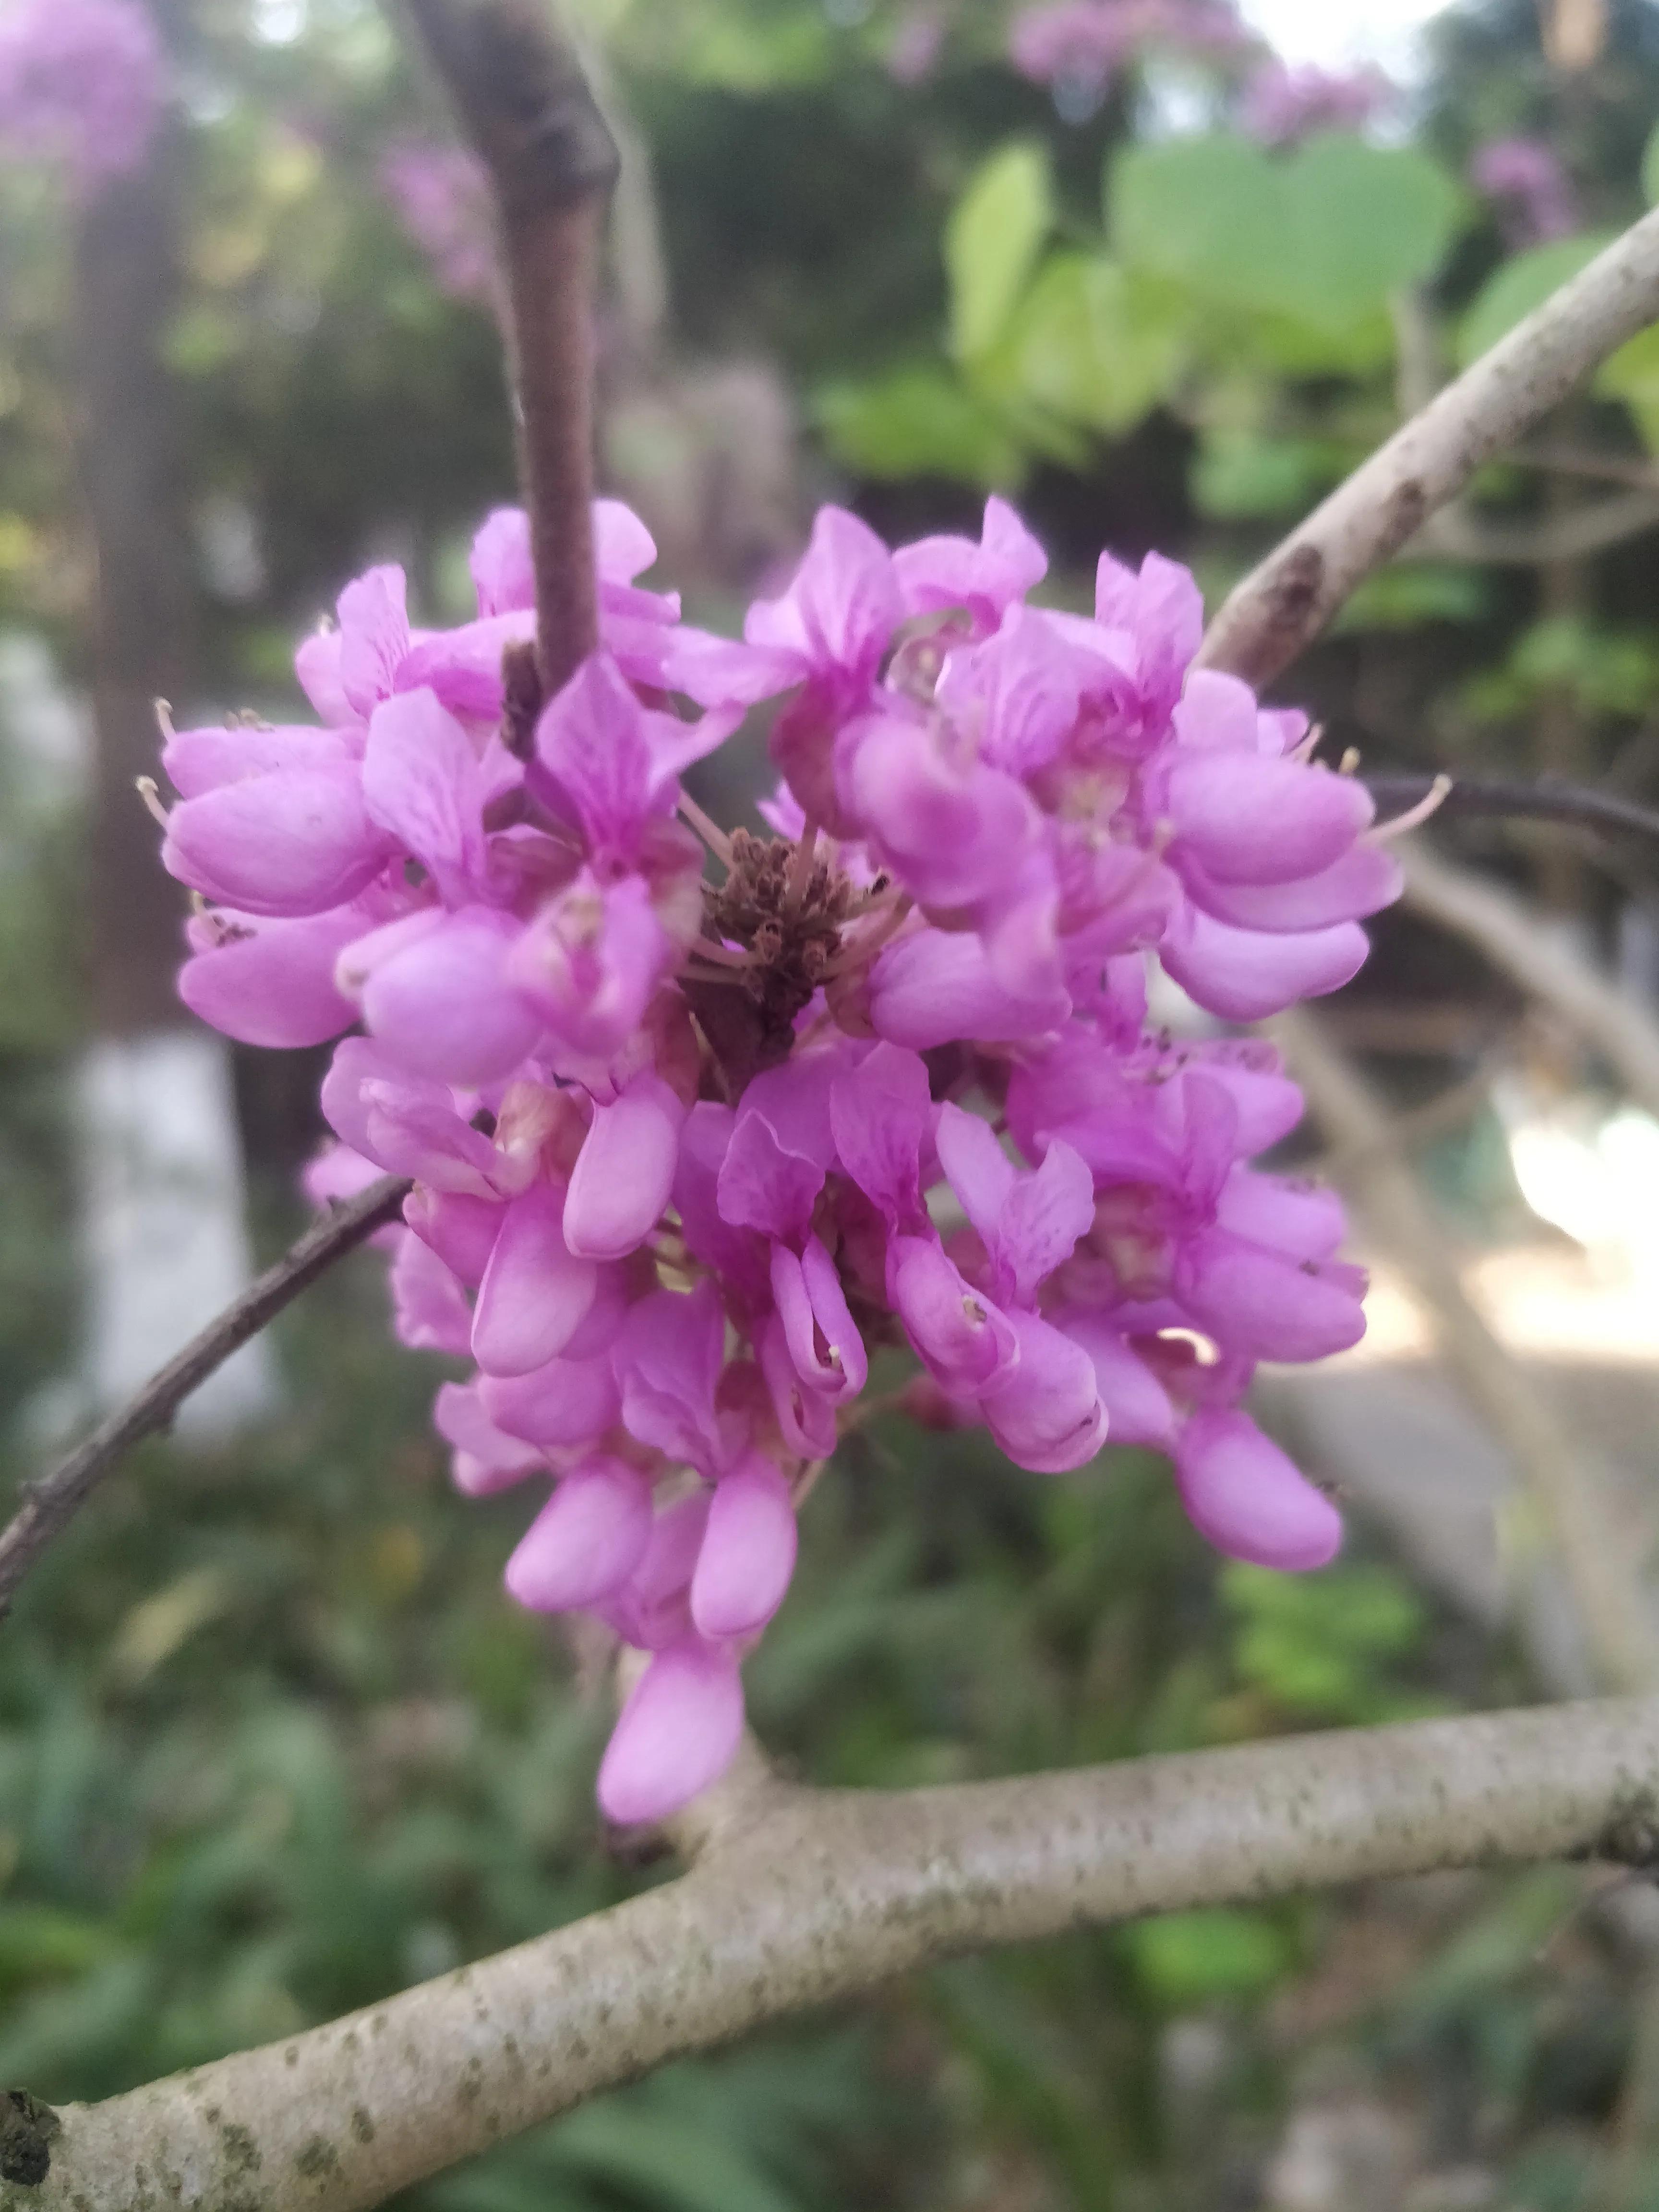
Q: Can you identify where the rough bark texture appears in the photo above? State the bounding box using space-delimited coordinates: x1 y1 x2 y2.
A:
8 1698 1659 2212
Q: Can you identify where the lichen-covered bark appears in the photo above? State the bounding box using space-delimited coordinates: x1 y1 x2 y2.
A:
8 1698 1659 2212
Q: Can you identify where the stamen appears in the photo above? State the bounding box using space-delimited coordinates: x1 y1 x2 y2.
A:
1369 772 1452 843
822 894 914 980
1338 746 1361 776
678 793 733 868
153 698 176 741
691 937 758 970
783 817 819 913
792 1458 829 1510
135 775 169 828
1289 719 1323 764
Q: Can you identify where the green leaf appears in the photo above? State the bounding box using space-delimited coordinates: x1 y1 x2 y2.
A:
1008 253 1186 435
1643 120 1659 206
1110 132 1462 346
1457 234 1612 367
1334 563 1493 631
946 142 1053 362
1594 318 1659 455
1273 134 1464 341
1110 134 1282 315
548 2104 807 2212
1124 1909 1291 2007
816 367 1025 488
1191 428 1343 519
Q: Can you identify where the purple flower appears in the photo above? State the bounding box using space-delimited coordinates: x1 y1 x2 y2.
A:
379 142 496 302
1470 137 1577 247
0 0 164 193
1010 0 1246 111
160 488 1398 1827
1239 60 1389 147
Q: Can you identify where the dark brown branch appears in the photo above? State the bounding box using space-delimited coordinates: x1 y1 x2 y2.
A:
402 0 619 700
1367 773 1659 845
0 1175 411 1619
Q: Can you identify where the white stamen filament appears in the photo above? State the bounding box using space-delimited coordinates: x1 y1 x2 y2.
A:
678 793 734 868
822 893 914 980
1368 773 1452 843
783 817 820 912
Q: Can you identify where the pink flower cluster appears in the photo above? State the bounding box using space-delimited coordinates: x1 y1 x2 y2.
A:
1238 60 1389 146
156 494 1395 1824
379 141 497 303
1469 137 1576 248
0 0 164 194
1009 0 1244 107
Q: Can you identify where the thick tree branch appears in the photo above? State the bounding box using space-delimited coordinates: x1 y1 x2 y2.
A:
0 1176 410 1619
10 1696 1659 2212
1396 838 1659 1125
1366 774 1659 847
402 0 618 699
1200 207 1659 688
1270 1009 1659 1695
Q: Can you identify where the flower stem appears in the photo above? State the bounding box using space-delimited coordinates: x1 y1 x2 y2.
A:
404 0 619 698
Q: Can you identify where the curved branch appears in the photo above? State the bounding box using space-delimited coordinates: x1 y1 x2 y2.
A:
1414 488 1659 565
0 1175 411 1619
1200 206 1659 688
1397 837 1659 1125
1271 1008 1659 1695
11 1696 1659 2211
1367 774 1659 845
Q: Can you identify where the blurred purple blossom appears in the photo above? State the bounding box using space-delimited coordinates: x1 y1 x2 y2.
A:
379 141 497 303
887 2 948 82
0 0 165 194
1470 136 1577 246
1010 0 1244 113
1239 60 1389 145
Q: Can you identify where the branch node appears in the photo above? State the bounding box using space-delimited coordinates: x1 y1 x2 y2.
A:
1590 1793 1659 1875
403 0 618 219
0 2089 60 2188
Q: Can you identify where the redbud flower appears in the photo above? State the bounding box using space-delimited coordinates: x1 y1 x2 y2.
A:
1239 60 1389 147
0 0 164 193
157 493 1393 1823
1470 137 1577 248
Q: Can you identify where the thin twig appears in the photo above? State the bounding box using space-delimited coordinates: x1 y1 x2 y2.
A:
1365 773 1659 847
1200 206 1659 688
1519 442 1659 494
1397 838 1659 1126
403 0 618 699
0 1175 411 1618
1271 1009 1659 1696
1414 488 1659 565
15 1695 1659 2212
